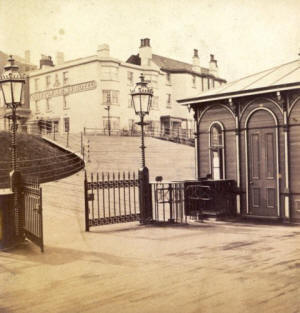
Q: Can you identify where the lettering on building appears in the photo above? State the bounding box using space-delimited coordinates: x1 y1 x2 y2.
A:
30 80 97 101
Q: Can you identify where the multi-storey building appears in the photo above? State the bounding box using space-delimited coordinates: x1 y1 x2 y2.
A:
27 38 226 135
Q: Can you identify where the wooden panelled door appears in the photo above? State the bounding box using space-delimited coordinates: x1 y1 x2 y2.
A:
248 110 278 216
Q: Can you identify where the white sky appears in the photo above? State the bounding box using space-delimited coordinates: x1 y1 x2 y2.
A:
0 0 300 81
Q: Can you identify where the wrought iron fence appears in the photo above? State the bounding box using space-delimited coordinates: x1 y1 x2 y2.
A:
83 127 195 147
23 177 44 252
84 171 140 230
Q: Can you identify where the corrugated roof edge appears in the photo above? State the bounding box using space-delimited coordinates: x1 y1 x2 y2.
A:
178 59 300 104
178 81 300 105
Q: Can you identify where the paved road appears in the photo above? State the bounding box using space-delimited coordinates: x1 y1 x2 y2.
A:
0 137 299 313
1 172 299 313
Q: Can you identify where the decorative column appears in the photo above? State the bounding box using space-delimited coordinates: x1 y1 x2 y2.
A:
230 98 241 215
190 105 201 180
279 92 290 220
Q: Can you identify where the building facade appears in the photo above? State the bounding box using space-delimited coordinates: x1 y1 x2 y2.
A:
27 38 226 135
178 59 300 223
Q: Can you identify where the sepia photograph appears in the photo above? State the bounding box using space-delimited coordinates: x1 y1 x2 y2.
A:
0 0 299 312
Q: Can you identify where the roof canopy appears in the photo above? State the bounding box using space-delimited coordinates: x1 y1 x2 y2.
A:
178 59 300 105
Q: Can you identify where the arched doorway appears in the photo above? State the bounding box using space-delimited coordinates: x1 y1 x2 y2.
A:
245 108 279 216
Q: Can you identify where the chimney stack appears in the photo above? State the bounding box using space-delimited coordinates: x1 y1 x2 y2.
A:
40 55 54 69
56 51 65 65
139 38 152 66
97 44 110 57
192 49 200 73
209 54 218 76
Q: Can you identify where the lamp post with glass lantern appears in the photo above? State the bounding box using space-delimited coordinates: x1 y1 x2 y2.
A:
130 73 153 168
0 56 25 238
131 73 153 223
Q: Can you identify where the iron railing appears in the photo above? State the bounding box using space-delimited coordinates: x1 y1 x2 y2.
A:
83 127 195 147
23 177 44 252
84 171 140 230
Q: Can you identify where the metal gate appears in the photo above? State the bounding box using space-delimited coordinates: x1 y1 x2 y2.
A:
23 178 44 252
151 182 187 223
84 171 140 230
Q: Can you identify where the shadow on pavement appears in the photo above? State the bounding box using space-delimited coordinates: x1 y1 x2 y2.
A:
1 242 136 267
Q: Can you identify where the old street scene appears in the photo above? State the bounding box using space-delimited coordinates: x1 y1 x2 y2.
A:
0 1 300 313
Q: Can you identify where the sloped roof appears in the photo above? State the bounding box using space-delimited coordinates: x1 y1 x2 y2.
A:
126 53 204 71
178 59 300 104
126 54 141 66
152 54 199 72
126 53 226 81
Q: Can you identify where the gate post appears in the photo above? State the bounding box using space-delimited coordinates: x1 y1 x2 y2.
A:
168 183 175 223
10 170 25 241
138 167 152 224
84 171 90 231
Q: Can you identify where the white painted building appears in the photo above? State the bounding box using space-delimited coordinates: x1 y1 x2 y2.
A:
27 39 226 135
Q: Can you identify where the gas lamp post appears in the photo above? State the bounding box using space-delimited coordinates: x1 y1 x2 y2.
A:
0 56 25 237
130 73 153 168
131 73 153 223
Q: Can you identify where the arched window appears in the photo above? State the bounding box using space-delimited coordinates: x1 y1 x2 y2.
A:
209 122 225 180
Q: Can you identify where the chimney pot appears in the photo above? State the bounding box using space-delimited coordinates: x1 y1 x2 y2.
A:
139 38 152 66
209 54 218 76
144 38 151 47
192 49 200 73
